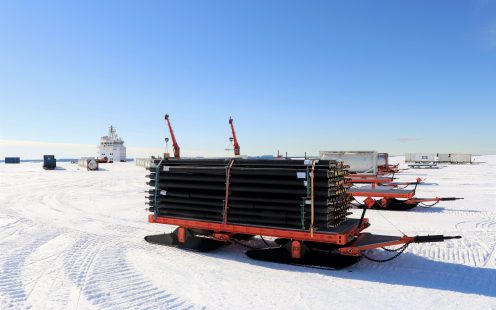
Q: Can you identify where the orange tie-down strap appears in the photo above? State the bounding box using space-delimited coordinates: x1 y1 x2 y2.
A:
223 159 235 224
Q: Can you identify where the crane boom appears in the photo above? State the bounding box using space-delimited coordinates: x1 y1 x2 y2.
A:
165 114 180 158
229 116 240 156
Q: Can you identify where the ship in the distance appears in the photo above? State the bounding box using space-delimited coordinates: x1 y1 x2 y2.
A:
97 126 126 163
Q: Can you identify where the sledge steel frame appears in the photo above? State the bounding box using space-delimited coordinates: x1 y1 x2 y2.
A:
348 188 415 199
149 214 369 245
147 215 435 257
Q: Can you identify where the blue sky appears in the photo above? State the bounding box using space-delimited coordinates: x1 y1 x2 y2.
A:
1 1 495 158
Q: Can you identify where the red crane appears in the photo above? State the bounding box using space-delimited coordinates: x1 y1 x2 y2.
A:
229 116 240 156
165 114 180 158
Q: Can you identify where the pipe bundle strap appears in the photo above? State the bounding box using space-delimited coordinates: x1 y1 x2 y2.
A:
153 159 164 220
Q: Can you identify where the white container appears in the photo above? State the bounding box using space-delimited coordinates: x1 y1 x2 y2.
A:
405 153 435 163
78 157 99 171
319 151 377 174
404 153 415 163
377 153 388 166
437 153 450 163
450 153 472 164
415 153 436 163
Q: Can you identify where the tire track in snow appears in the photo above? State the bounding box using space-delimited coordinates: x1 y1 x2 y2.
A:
21 233 82 309
0 218 31 244
455 218 496 232
451 219 496 267
0 218 23 233
474 219 496 231
65 235 199 309
0 230 61 308
420 209 496 218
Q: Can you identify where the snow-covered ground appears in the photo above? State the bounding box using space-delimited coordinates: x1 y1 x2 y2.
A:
0 156 495 309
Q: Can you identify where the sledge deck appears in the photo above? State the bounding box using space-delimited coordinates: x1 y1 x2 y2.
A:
349 176 394 183
408 164 440 169
348 188 415 199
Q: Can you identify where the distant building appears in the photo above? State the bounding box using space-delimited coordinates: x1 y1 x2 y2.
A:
97 126 126 162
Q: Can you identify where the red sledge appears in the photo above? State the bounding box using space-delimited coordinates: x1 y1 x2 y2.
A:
349 185 463 210
147 214 460 269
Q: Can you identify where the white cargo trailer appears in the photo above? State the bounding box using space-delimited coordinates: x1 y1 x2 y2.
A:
437 153 450 163
405 153 436 163
319 151 377 175
415 153 436 163
449 153 472 164
405 153 415 163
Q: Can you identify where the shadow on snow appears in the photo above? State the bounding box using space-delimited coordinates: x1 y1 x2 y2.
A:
198 240 496 298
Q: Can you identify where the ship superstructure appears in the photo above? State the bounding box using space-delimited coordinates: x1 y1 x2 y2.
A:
97 126 126 162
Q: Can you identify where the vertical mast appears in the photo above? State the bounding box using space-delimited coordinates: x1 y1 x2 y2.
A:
164 114 180 158
229 117 240 156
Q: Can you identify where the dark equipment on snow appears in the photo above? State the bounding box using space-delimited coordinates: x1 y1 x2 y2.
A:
43 155 57 170
5 157 20 164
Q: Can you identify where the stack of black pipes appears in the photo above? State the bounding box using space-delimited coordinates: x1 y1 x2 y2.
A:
147 159 351 230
